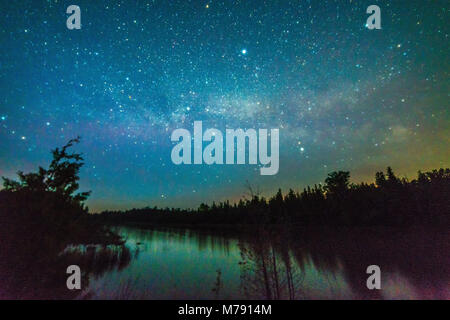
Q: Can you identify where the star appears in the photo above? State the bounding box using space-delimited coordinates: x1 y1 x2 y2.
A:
0 1 446 211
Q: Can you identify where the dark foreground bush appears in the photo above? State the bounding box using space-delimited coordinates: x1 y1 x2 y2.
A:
0 138 123 299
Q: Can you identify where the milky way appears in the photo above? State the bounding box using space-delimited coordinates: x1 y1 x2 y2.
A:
0 1 448 211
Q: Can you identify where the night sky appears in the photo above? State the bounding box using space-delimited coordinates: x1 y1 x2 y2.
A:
0 1 448 212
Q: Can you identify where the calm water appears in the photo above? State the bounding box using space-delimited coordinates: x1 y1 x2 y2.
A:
79 226 449 300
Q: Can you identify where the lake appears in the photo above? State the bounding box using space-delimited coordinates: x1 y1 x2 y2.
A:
78 225 449 300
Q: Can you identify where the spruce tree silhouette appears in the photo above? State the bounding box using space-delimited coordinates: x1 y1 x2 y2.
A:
324 171 350 196
2 136 91 206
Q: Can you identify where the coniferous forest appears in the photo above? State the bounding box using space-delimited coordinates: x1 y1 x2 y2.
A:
1 138 449 237
98 167 450 228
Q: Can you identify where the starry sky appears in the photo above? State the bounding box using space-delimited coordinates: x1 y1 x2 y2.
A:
0 1 448 212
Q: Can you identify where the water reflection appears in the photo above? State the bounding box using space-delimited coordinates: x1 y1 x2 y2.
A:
82 226 449 300
0 243 132 299
85 227 241 299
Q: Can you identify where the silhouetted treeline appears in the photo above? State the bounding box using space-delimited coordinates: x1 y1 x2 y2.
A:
98 167 450 227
